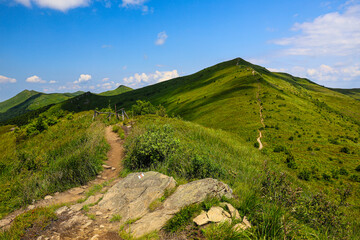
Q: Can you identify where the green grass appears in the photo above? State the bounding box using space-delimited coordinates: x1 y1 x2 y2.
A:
98 85 133 96
110 214 122 222
0 90 84 122
0 111 109 219
0 206 57 239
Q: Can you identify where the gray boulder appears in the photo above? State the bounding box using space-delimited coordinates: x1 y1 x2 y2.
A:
97 171 176 223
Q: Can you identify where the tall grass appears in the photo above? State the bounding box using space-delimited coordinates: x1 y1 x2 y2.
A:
0 111 109 218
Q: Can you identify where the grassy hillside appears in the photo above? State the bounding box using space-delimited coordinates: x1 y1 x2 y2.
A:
98 85 132 96
0 111 108 218
57 58 360 203
0 90 84 122
123 115 358 239
331 88 360 101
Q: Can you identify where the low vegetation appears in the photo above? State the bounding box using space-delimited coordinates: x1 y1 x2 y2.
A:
0 111 109 218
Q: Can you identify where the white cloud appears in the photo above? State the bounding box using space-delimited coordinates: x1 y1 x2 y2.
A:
0 75 17 84
14 0 90 11
26 75 46 83
14 0 31 7
120 0 150 12
155 31 168 45
267 68 286 72
275 64 360 82
121 0 147 7
49 80 57 84
273 4 360 56
74 74 92 84
123 70 179 88
102 77 110 82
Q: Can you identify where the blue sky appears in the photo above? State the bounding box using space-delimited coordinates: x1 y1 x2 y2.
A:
0 0 359 101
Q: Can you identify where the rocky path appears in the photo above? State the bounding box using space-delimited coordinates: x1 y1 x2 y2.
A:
0 125 125 234
256 75 264 150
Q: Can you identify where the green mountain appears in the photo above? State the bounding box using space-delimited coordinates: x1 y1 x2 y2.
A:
331 88 360 101
0 90 85 122
58 58 360 195
98 85 133 96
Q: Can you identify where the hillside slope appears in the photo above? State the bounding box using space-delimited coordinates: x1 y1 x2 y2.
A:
0 90 84 122
98 85 133 96
57 58 360 202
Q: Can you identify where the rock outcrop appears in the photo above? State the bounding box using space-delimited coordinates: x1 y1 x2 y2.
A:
127 178 233 238
97 171 176 223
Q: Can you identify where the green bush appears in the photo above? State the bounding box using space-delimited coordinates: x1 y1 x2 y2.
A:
124 124 180 169
355 165 360 172
273 145 286 152
132 100 157 116
163 204 202 232
298 169 311 181
340 147 350 154
339 167 349 176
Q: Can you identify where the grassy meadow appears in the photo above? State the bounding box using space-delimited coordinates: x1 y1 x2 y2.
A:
0 111 109 218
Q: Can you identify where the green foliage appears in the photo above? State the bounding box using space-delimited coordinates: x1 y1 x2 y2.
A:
163 204 202 232
112 125 125 139
0 112 109 218
132 100 157 116
110 214 122 222
339 167 349 176
0 207 57 239
203 221 245 240
124 124 180 169
298 169 311 181
340 147 350 154
355 165 360 172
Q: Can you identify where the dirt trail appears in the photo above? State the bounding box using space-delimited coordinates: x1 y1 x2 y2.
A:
0 125 125 232
256 78 265 150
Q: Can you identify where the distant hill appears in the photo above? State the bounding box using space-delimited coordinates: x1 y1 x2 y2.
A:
331 88 360 101
98 85 133 96
0 90 84 122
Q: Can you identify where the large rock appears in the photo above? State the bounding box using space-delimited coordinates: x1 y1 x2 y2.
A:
97 171 176 223
129 178 233 238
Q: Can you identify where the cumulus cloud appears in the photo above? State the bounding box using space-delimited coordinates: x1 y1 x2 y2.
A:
123 70 179 88
0 75 17 84
155 31 168 45
120 0 150 12
273 4 360 56
102 77 110 82
49 80 57 84
26 75 46 83
270 64 360 83
96 81 121 90
13 0 90 11
74 74 92 84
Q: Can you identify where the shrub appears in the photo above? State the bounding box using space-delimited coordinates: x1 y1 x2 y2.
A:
298 169 311 181
349 174 360 182
339 167 349 176
132 100 157 116
273 145 286 153
124 124 180 169
188 154 225 179
340 147 350 154
254 142 259 148
288 136 294 141
322 173 331 181
355 165 360 172
163 204 202 232
286 154 297 169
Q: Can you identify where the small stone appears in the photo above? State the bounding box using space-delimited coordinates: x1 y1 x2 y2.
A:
102 164 112 169
233 223 247 232
27 205 35 210
111 167 116 171
90 235 99 240
36 236 43 240
97 175 102 179
44 195 53 200
100 225 105 229
224 203 241 220
95 211 103 216
54 192 60 195
207 207 230 223
81 221 92 229
55 206 69 215
193 210 210 226
102 177 107 180
242 216 251 228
